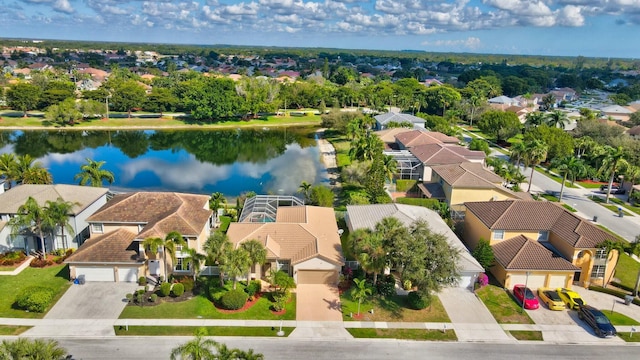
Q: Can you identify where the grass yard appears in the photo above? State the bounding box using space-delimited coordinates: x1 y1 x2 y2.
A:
114 326 294 337
601 311 640 326
618 332 640 342
218 216 232 233
508 330 543 341
609 197 640 216
341 292 450 323
0 265 18 271
535 167 575 188
588 196 632 216
614 253 640 289
540 193 559 202
0 325 31 335
562 204 577 212
120 292 296 320
347 328 457 341
476 285 534 324
0 265 70 318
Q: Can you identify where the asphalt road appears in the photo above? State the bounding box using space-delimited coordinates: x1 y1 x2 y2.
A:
52 337 640 359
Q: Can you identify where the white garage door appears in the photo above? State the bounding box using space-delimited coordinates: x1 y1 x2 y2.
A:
509 273 546 290
76 267 114 282
547 275 568 289
458 274 474 289
118 267 139 282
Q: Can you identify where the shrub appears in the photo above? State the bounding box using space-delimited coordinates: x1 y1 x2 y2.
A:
0 251 26 266
407 291 430 310
15 286 55 313
30 258 53 268
159 282 171 297
138 276 147 286
403 280 412 291
477 273 489 287
377 275 396 298
125 293 133 303
172 283 185 297
220 289 248 310
136 293 144 306
245 280 261 297
149 294 158 302
179 277 195 292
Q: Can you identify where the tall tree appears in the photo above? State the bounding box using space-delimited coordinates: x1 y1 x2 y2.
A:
472 238 494 271
524 111 546 128
209 192 227 221
8 196 55 254
550 156 584 202
598 146 628 204
164 231 187 276
509 141 527 168
0 153 18 189
74 158 115 187
523 139 548 193
477 110 522 143
184 248 206 281
298 181 312 203
240 239 267 286
13 154 52 185
354 231 386 285
545 110 570 129
221 247 251 290
382 155 398 184
6 82 42 116
170 335 218 360
203 231 233 287
45 198 77 252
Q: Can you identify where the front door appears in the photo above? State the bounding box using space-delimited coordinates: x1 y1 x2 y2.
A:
149 260 161 276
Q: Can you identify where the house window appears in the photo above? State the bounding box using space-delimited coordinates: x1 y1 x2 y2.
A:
91 223 103 234
493 230 505 241
595 249 607 260
591 265 605 278
174 258 190 271
537 231 549 242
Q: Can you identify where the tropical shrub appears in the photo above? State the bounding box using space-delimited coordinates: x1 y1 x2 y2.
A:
150 294 158 302
403 279 412 291
125 293 133 303
138 276 147 286
30 257 54 268
172 283 185 297
160 282 171 297
220 289 248 310
245 280 261 297
178 277 195 292
407 291 429 310
0 251 26 266
377 275 396 298
477 273 489 287
15 286 55 312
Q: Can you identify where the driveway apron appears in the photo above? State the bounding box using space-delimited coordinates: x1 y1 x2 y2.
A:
289 284 352 339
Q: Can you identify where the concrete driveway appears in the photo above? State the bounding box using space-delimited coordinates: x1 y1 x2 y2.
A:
294 284 343 321
45 282 138 319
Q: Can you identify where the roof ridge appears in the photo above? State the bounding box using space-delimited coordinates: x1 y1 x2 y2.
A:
506 235 530 268
491 200 516 228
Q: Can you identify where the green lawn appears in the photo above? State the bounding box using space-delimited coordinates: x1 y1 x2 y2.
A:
0 265 18 271
588 196 632 216
120 293 296 320
609 197 640 216
0 265 70 318
114 326 294 337
614 253 640 289
508 330 543 341
540 193 559 202
535 167 575 188
562 204 577 212
578 181 605 189
341 292 450 323
601 311 640 326
218 216 232 233
347 328 457 341
475 285 534 324
618 332 640 342
0 325 31 335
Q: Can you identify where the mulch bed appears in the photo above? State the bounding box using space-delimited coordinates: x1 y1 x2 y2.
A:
126 289 193 307
270 309 286 315
215 293 262 313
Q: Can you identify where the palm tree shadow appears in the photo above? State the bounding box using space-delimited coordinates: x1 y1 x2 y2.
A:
376 296 403 319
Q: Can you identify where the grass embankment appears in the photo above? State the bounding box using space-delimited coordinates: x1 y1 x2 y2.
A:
475 285 534 324
340 291 450 323
347 328 457 341
0 265 70 318
114 326 294 337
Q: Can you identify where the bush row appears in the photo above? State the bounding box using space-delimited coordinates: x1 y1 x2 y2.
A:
0 251 26 266
15 286 55 312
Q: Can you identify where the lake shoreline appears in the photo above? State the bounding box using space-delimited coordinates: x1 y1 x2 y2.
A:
0 122 322 131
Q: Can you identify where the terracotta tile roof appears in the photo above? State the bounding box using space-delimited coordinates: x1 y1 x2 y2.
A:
395 130 459 148
432 162 503 188
65 228 141 264
417 182 446 199
374 128 415 144
409 143 484 165
0 184 108 215
87 192 212 238
493 235 579 271
465 200 619 249
227 206 343 266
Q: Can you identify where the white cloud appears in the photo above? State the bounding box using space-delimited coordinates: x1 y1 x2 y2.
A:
53 0 73 14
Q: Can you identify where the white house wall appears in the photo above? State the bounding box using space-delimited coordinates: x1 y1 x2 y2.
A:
67 194 108 248
293 257 340 283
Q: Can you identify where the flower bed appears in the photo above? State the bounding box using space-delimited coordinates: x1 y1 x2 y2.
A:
215 293 262 313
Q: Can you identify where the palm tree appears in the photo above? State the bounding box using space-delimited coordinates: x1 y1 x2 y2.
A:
45 198 77 251
164 231 187 277
142 236 165 278
545 110 570 129
624 165 640 203
598 146 628 204
170 335 218 360
221 247 250 290
351 277 373 316
550 156 584 202
0 338 69 360
184 248 206 281
74 158 115 187
509 141 527 168
13 154 52 185
382 155 397 184
596 239 625 288
0 153 18 189
523 139 548 193
238 348 265 360
240 239 267 286
204 231 233 287
524 111 545 128
298 181 312 203
8 196 55 254
355 232 386 285
209 192 226 221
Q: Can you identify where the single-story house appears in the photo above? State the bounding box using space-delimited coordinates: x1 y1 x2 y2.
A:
463 200 621 289
345 203 484 289
227 204 344 285
374 112 425 130
65 191 213 282
0 184 109 253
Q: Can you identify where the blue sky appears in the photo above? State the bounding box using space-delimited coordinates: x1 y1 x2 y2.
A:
1 0 638 58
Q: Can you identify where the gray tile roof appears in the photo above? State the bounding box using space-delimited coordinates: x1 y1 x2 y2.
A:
374 112 425 125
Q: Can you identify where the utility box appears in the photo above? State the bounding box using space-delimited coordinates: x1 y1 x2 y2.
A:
625 295 634 305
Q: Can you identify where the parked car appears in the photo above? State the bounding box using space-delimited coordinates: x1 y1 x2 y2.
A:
556 287 585 310
599 184 625 194
537 288 565 311
578 305 617 338
513 284 539 310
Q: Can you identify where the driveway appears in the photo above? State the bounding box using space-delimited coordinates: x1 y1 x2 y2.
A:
45 282 138 319
294 284 343 321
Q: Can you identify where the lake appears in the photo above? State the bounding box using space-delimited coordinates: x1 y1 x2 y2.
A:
0 127 329 197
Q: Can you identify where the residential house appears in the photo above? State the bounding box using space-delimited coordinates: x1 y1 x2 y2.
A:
628 125 640 140
374 112 425 130
0 185 108 253
463 200 620 290
488 96 519 109
226 196 344 285
600 105 633 122
65 192 213 282
418 162 530 211
408 143 485 181
374 128 415 149
550 88 578 102
394 130 460 150
345 204 484 289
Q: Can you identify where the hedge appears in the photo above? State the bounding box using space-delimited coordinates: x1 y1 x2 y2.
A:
15 286 55 313
407 291 430 310
220 289 248 310
172 283 185 297
395 180 418 192
395 197 441 209
588 285 640 306
159 282 171 297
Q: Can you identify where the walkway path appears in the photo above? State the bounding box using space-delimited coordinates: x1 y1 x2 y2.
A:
0 256 34 276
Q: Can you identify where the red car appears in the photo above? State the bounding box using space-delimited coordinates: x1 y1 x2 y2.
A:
513 284 539 310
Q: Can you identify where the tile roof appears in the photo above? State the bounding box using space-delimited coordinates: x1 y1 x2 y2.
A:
395 130 459 148
0 184 108 215
417 182 446 199
432 162 503 188
65 228 141 264
374 128 415 144
227 206 344 266
409 143 484 165
465 200 619 249
374 112 425 125
493 235 579 271
87 192 212 238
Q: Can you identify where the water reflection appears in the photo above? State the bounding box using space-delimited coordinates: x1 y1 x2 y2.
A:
0 128 327 197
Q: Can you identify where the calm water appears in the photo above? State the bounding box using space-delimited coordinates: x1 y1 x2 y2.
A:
0 128 328 197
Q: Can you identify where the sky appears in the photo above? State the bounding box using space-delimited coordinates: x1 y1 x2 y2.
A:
0 0 639 58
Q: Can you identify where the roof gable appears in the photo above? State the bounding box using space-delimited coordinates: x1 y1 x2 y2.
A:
0 184 107 215
65 228 140 264
493 235 578 271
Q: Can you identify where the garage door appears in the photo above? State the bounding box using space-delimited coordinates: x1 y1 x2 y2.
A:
118 267 139 282
458 274 474 289
547 275 568 288
509 273 546 289
75 267 114 282
297 270 338 284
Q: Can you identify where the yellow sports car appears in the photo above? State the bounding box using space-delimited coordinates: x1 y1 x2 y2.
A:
556 287 586 310
537 288 565 311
